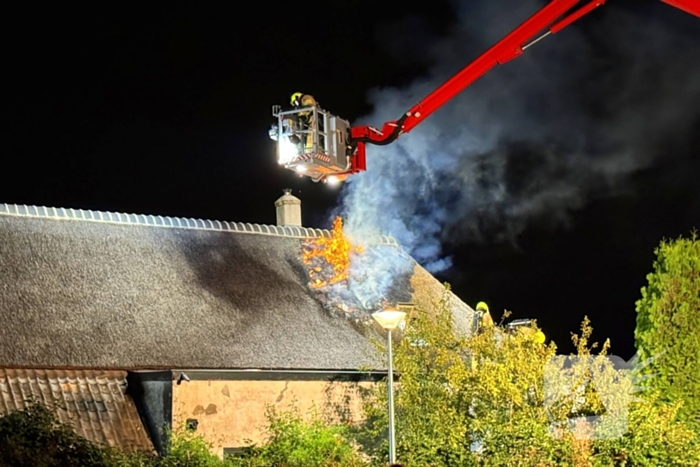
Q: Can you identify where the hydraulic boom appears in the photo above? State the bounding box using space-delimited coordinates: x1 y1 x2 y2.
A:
269 0 698 183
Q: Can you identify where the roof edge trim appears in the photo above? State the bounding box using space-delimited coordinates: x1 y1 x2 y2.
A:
0 203 398 244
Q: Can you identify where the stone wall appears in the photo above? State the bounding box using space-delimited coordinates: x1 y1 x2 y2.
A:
172 378 374 457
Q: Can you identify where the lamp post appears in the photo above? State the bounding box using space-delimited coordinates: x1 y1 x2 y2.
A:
372 306 406 464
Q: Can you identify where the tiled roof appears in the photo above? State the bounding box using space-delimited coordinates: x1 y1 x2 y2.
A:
0 369 153 453
0 203 398 244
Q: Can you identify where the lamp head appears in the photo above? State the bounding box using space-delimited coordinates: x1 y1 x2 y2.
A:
372 306 407 330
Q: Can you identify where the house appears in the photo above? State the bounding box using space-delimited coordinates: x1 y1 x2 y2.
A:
0 192 475 457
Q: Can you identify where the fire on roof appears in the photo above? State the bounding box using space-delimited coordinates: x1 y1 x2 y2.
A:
301 216 389 322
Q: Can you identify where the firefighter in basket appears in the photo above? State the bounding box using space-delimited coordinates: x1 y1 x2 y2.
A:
290 92 317 150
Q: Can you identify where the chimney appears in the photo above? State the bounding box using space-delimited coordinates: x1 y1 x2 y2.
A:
275 189 301 226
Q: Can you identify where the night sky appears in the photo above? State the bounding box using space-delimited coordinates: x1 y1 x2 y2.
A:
3 1 699 358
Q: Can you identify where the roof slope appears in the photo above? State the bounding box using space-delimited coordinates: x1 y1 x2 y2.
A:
0 203 473 370
0 369 153 453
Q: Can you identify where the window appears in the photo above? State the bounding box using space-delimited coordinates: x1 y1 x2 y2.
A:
224 447 253 459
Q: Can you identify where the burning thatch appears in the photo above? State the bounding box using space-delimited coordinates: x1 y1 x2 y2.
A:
302 217 363 288
301 217 387 322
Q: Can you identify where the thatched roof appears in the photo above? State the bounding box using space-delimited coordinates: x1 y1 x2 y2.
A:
0 203 474 371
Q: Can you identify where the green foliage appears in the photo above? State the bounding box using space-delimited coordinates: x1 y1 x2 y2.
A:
0 403 237 467
229 403 366 467
358 285 699 466
0 400 127 467
635 231 700 431
0 399 365 467
593 394 700 466
157 428 226 467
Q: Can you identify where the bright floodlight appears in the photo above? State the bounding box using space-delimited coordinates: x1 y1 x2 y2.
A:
326 175 339 185
278 137 299 164
372 306 407 330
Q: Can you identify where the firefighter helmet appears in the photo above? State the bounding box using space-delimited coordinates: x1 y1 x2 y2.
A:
534 330 545 344
476 301 489 312
291 92 303 106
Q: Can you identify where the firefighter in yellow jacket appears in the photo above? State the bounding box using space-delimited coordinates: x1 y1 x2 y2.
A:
476 301 494 328
475 302 545 344
517 323 546 344
290 92 317 150
291 92 316 109
474 301 494 335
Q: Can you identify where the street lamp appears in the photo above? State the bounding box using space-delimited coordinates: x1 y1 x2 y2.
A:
372 306 406 464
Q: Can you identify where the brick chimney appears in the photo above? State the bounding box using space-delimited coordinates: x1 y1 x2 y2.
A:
275 189 301 226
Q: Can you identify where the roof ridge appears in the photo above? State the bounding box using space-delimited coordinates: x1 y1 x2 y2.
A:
0 202 398 245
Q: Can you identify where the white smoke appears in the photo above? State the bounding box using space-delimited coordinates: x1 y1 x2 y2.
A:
334 0 700 283
346 243 414 310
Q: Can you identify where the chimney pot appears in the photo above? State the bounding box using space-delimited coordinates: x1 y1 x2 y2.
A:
275 189 301 226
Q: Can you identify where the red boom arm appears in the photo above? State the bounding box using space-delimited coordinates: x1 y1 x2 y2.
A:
347 0 608 172
344 0 698 175
661 0 700 17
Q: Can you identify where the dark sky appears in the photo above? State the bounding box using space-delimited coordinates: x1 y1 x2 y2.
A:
3 1 699 358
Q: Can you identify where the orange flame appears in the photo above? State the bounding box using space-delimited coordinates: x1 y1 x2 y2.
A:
302 216 363 287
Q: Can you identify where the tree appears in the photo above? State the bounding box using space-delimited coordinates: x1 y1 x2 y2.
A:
635 231 700 432
357 285 699 466
0 401 122 467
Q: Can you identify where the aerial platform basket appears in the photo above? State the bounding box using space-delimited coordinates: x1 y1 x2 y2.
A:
270 104 354 183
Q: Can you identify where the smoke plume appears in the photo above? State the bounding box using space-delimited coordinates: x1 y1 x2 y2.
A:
336 0 700 277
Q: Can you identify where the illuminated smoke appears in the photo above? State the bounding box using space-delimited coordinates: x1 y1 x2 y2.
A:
334 0 700 295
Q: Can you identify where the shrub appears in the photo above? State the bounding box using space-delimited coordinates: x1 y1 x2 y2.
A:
635 232 700 432
229 403 366 467
0 401 119 467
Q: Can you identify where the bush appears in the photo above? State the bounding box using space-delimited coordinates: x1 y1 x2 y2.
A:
156 428 226 467
0 400 365 467
229 402 366 467
635 232 700 432
0 401 229 467
0 401 122 467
